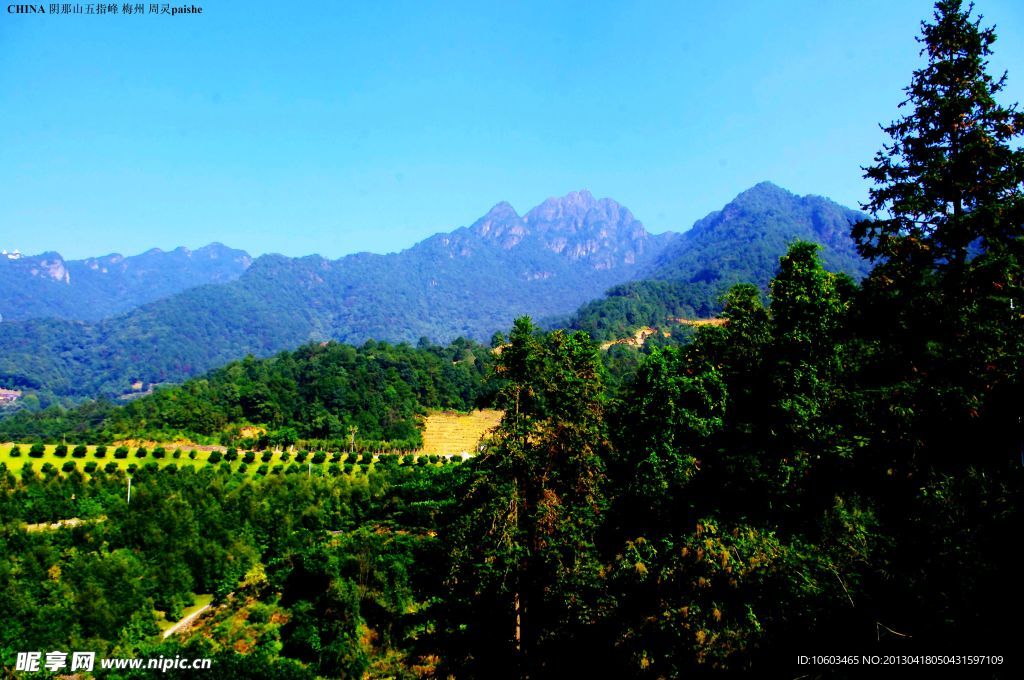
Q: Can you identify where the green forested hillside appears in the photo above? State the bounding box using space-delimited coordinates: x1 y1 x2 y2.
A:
557 279 713 341
557 182 868 343
647 181 868 285
0 338 494 449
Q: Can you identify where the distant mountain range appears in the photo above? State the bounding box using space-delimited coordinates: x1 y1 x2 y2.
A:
0 182 868 401
0 243 252 322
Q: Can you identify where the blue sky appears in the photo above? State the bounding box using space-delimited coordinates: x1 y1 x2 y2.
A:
2 0 1022 260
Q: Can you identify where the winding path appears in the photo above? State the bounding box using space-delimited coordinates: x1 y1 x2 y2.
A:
162 602 213 639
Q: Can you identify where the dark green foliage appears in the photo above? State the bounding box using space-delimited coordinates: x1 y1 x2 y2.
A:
562 280 707 342
208 451 222 464
60 460 75 473
54 444 67 458
94 445 107 458
135 447 148 459
8 445 20 457
444 318 609 676
152 446 166 459
72 444 87 458
29 442 44 458
0 338 493 448
114 446 128 459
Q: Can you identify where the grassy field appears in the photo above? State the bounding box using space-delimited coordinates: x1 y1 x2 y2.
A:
0 442 455 478
155 593 214 634
418 409 503 456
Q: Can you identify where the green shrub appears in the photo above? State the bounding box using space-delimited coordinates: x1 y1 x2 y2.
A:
94 445 107 458
104 462 119 474
173 448 182 459
61 460 76 473
261 451 273 463
72 445 88 458
243 451 255 464
8 445 21 457
84 461 97 473
114 446 129 459
189 450 198 459
312 452 326 465
208 451 223 464
135 447 148 459
255 464 269 476
152 447 166 459
29 443 45 458
54 444 68 458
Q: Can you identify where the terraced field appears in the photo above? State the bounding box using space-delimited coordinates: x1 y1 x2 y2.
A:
419 409 503 456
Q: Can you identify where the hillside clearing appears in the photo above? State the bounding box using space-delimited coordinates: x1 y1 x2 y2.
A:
418 409 503 456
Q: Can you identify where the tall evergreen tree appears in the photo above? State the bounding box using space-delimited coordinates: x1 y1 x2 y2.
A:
849 0 1024 648
852 0 1024 468
443 318 608 677
854 0 1024 287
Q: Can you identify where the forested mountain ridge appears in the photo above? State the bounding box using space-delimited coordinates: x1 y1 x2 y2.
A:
557 182 870 341
0 242 252 322
0 185 866 402
0 191 673 401
646 181 868 284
